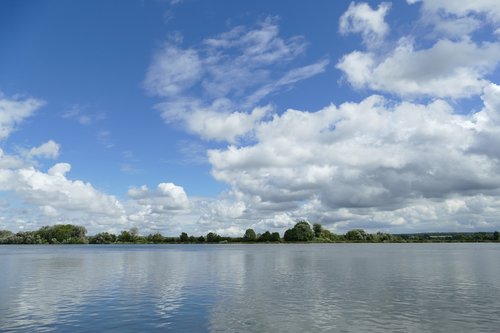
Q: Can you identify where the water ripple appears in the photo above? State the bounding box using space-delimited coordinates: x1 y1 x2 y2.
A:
0 244 499 332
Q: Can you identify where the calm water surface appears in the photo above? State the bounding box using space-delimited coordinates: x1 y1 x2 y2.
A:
0 244 499 332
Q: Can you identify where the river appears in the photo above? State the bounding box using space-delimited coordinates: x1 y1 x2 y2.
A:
0 243 499 332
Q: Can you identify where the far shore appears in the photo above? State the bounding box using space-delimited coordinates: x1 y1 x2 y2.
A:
1 223 499 245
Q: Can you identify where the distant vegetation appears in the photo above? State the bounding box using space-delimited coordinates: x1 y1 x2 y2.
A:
0 222 499 245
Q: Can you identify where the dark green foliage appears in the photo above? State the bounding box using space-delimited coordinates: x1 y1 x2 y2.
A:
243 229 257 242
283 228 296 241
397 232 498 242
179 232 189 242
0 230 13 238
197 236 206 243
257 231 272 242
206 232 221 243
146 232 165 243
117 230 133 243
284 221 314 241
345 229 368 241
271 232 280 242
90 232 117 244
116 227 143 243
374 232 393 243
37 224 87 244
494 231 499 241
319 229 337 241
0 231 44 244
313 223 323 238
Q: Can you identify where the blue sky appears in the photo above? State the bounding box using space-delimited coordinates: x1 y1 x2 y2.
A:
1 0 500 236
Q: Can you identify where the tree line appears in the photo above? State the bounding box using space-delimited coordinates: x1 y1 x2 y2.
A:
0 221 499 245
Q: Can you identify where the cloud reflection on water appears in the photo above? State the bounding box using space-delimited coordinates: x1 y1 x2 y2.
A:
0 244 499 332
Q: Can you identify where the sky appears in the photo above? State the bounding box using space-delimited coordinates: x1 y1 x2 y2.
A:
1 0 500 236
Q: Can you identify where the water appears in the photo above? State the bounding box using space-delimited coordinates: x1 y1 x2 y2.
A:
0 244 499 332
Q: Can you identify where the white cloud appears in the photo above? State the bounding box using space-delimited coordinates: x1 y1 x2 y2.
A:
337 38 500 98
335 51 375 89
246 59 330 107
40 205 58 217
206 93 500 232
339 2 391 47
198 199 246 222
187 106 271 143
410 0 500 25
0 148 25 170
16 164 124 217
125 183 198 235
145 18 328 142
429 15 481 39
405 0 500 41
47 162 71 177
144 44 202 97
128 182 190 211
481 83 500 124
0 98 127 232
0 92 45 140
27 140 60 159
214 225 244 237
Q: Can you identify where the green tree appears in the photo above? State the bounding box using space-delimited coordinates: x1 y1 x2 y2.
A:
243 229 257 242
147 232 164 243
284 228 297 241
36 224 87 244
320 229 337 241
493 231 499 241
271 232 280 242
206 232 221 243
313 223 323 238
375 232 393 243
345 229 367 242
284 221 314 241
257 231 272 242
118 230 133 242
0 230 13 239
179 232 189 242
90 232 117 244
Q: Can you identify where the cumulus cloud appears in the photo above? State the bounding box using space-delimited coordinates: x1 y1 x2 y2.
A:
128 182 190 211
337 1 500 99
0 93 129 232
145 17 328 142
339 2 391 47
337 38 500 98
206 91 500 232
157 102 273 142
0 159 128 234
16 164 124 217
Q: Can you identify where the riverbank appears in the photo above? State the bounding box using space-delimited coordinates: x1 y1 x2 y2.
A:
1 223 498 244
